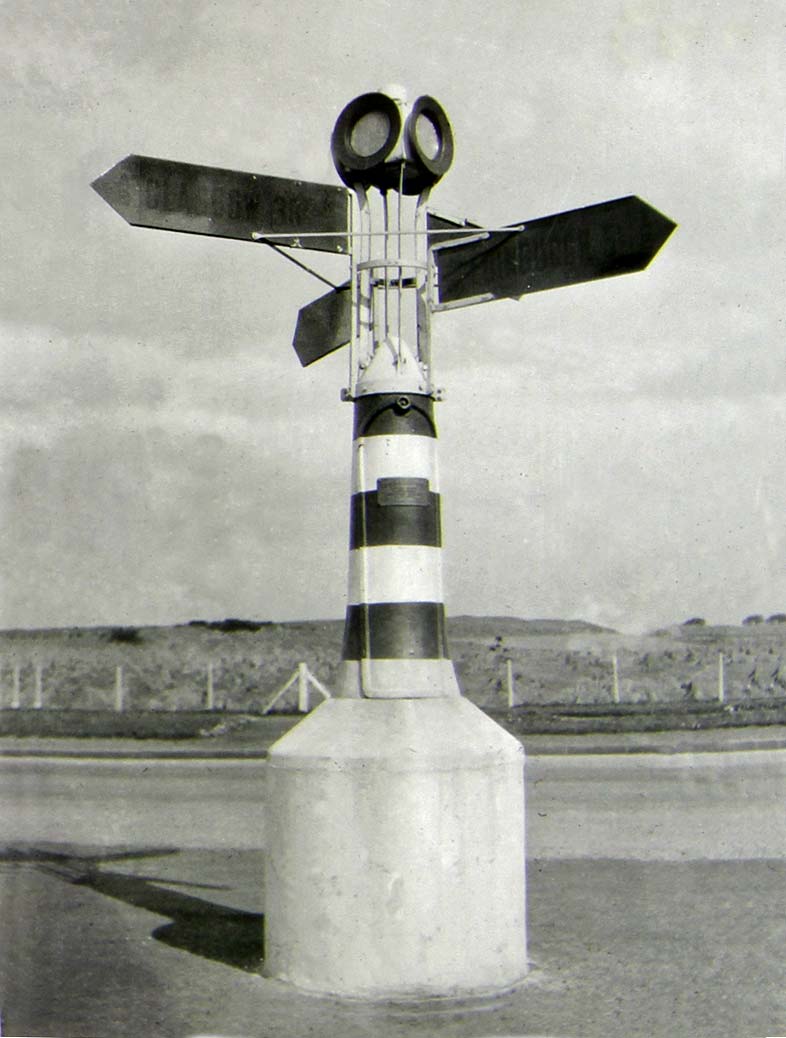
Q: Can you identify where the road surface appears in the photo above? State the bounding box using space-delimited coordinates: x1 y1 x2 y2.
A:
1 748 784 1038
0 747 784 859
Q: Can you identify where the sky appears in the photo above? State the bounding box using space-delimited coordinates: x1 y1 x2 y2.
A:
0 0 784 633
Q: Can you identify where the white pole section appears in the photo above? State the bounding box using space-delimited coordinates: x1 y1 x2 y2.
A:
718 653 725 704
506 658 515 709
12 665 21 710
612 654 620 705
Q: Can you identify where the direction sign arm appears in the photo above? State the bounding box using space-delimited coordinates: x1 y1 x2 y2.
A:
431 196 676 308
292 282 352 367
91 154 351 254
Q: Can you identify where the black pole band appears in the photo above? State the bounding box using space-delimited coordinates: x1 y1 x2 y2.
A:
342 602 450 660
353 393 437 439
349 483 441 549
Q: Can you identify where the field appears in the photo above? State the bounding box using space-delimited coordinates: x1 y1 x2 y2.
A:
1 615 786 736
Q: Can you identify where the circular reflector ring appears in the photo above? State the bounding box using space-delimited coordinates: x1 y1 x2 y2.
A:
405 96 453 177
331 93 402 173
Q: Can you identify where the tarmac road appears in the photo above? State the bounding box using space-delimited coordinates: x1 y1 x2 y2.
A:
0 747 784 860
1 747 785 1037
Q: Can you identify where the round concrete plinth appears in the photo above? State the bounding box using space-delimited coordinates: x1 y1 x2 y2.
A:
263 697 527 999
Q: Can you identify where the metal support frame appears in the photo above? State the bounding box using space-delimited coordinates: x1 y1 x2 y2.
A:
345 182 438 401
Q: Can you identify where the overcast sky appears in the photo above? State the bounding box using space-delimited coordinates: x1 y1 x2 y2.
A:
1 0 783 633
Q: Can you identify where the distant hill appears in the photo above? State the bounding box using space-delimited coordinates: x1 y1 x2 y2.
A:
449 616 616 638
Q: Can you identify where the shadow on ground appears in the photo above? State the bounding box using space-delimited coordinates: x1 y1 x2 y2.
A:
0 842 265 971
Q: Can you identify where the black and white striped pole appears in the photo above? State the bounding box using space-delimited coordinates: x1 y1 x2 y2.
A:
264 88 528 999
337 389 458 697
330 89 458 700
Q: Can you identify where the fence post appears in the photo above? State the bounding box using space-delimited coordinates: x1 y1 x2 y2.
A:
263 663 332 715
263 666 301 715
612 654 620 705
34 664 44 709
305 667 332 703
718 653 725 704
297 662 309 713
206 661 215 711
115 665 125 713
506 658 515 709
12 665 21 710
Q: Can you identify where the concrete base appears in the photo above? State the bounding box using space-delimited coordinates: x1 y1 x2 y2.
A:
263 697 527 999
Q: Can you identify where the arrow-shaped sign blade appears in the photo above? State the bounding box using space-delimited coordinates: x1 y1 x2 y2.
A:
293 282 352 366
92 155 350 254
432 196 676 308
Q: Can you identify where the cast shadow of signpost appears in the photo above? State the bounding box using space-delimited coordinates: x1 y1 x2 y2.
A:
2 844 265 972
80 868 265 971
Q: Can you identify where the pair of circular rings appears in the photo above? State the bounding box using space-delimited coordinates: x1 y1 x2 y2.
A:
331 93 453 193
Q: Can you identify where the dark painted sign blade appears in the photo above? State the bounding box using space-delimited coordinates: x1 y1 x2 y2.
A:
293 282 352 366
432 196 676 307
92 155 350 254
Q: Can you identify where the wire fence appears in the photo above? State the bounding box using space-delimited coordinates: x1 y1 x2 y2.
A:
2 644 785 713
0 658 335 714
457 646 786 710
